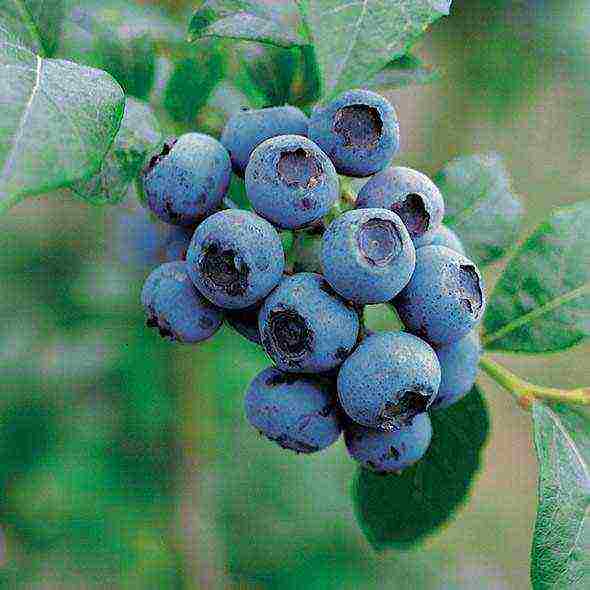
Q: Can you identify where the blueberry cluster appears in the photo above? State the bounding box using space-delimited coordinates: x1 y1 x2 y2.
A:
140 89 486 474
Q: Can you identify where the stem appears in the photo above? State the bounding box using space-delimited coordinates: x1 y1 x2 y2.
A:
480 355 590 410
339 176 357 207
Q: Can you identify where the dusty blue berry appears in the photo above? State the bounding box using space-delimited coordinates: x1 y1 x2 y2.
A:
141 261 223 343
163 226 194 261
187 210 284 310
414 224 465 255
142 134 231 227
245 367 342 453
221 106 309 176
432 331 481 410
345 413 432 473
321 208 415 304
337 332 440 430
357 166 444 239
245 135 339 229
309 89 399 177
394 246 486 345
259 273 359 373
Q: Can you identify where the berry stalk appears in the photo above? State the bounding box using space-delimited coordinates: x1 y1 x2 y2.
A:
479 355 590 410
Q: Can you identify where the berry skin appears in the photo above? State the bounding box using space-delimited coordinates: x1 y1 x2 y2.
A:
414 224 465 255
394 246 486 345
259 273 360 373
309 89 399 177
337 332 441 430
357 166 444 239
141 261 223 343
345 413 432 473
221 106 309 176
163 226 194 261
432 331 481 410
226 304 262 345
187 210 284 310
245 367 342 453
143 134 231 227
245 135 339 229
321 208 416 304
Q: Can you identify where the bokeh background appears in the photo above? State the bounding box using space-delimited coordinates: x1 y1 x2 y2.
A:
1 0 589 587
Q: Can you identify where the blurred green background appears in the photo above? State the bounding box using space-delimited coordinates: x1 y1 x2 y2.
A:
1 0 589 587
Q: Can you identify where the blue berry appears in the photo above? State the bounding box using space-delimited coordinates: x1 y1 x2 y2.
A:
321 208 415 304
226 304 262 345
394 246 486 345
141 261 223 343
163 226 194 261
259 273 359 373
221 106 309 176
357 166 444 239
245 135 339 229
115 208 164 269
309 89 399 177
432 331 481 410
414 224 465 255
337 332 440 430
245 367 342 453
143 134 231 227
345 413 432 473
187 210 284 310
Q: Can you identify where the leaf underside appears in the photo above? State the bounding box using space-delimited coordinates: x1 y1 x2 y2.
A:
435 152 524 267
484 200 590 353
531 403 590 589
366 54 440 91
303 0 451 98
0 41 125 209
353 386 489 550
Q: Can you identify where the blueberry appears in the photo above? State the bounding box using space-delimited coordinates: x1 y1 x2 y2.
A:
309 89 399 177
414 224 465 255
357 166 444 239
432 331 481 410
221 106 309 176
245 135 339 229
394 246 486 345
259 273 359 373
337 332 440 430
226 304 262 345
163 226 194 261
115 208 164 269
321 208 415 304
142 133 231 226
187 210 284 309
244 367 342 453
345 412 432 473
141 261 223 343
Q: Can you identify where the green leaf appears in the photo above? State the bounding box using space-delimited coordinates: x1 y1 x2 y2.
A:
366 54 440 91
59 1 180 99
188 0 306 48
484 200 590 353
531 402 590 589
434 153 524 266
69 98 162 206
303 0 451 97
353 386 489 550
163 42 225 124
0 0 65 57
0 41 125 212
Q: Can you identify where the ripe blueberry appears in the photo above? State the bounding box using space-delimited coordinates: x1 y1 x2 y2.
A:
414 224 465 255
187 210 284 310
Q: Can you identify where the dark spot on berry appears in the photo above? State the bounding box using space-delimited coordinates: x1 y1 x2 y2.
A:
272 433 319 454
144 137 178 175
277 148 322 189
378 390 432 429
164 200 182 222
390 193 430 237
265 371 301 387
199 242 249 297
389 446 400 460
457 264 484 316
318 403 334 418
357 218 403 266
333 104 383 149
267 308 313 357
300 197 315 211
